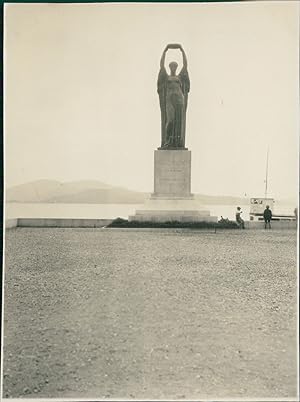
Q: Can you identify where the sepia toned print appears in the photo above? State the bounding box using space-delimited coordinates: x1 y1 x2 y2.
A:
2 2 298 401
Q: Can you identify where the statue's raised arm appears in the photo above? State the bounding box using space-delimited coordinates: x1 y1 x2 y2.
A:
179 45 188 70
178 45 190 94
160 44 185 69
160 45 168 69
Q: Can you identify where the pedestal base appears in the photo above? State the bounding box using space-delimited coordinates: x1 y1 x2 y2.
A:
129 197 217 223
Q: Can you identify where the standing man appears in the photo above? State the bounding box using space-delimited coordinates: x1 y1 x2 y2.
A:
235 207 245 229
263 205 272 229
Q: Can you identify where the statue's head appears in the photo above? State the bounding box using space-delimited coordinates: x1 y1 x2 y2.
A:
169 61 178 75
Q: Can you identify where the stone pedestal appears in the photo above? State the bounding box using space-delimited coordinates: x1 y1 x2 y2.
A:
153 150 191 198
129 149 217 223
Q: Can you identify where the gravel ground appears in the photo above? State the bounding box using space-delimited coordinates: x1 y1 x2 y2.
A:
2 228 298 400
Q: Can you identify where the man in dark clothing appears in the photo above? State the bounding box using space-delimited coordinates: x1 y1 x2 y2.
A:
263 205 272 229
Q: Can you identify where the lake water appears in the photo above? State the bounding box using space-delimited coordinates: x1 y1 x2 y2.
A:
5 202 295 221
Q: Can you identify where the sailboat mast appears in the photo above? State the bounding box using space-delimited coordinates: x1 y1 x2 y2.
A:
264 147 269 199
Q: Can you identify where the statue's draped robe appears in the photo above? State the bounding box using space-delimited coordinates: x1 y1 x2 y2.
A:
157 66 190 148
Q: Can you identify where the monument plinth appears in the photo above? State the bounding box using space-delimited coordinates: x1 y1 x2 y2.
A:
153 149 191 198
129 44 217 223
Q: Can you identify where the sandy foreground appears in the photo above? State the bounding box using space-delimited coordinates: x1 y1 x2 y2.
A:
2 227 298 400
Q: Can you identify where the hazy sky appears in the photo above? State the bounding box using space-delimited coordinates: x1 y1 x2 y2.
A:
5 1 299 199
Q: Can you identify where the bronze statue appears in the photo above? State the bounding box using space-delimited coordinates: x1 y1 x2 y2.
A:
157 44 190 149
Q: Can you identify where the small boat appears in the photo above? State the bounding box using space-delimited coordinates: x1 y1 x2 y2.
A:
249 149 296 222
249 197 296 221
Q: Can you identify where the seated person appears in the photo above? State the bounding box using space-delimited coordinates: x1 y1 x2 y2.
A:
235 207 245 229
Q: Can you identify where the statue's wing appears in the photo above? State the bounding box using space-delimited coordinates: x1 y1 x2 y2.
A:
179 67 190 94
178 67 190 146
157 67 168 93
157 67 168 146
157 67 167 113
179 67 190 110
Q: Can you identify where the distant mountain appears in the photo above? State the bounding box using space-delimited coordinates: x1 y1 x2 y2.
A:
45 188 147 204
6 180 148 204
6 180 62 203
6 179 254 205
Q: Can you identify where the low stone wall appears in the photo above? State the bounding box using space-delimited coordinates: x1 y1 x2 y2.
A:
5 219 18 229
245 221 297 230
16 218 113 228
5 218 297 230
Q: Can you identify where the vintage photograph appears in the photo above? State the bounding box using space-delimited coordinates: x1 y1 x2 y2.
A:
2 1 299 400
